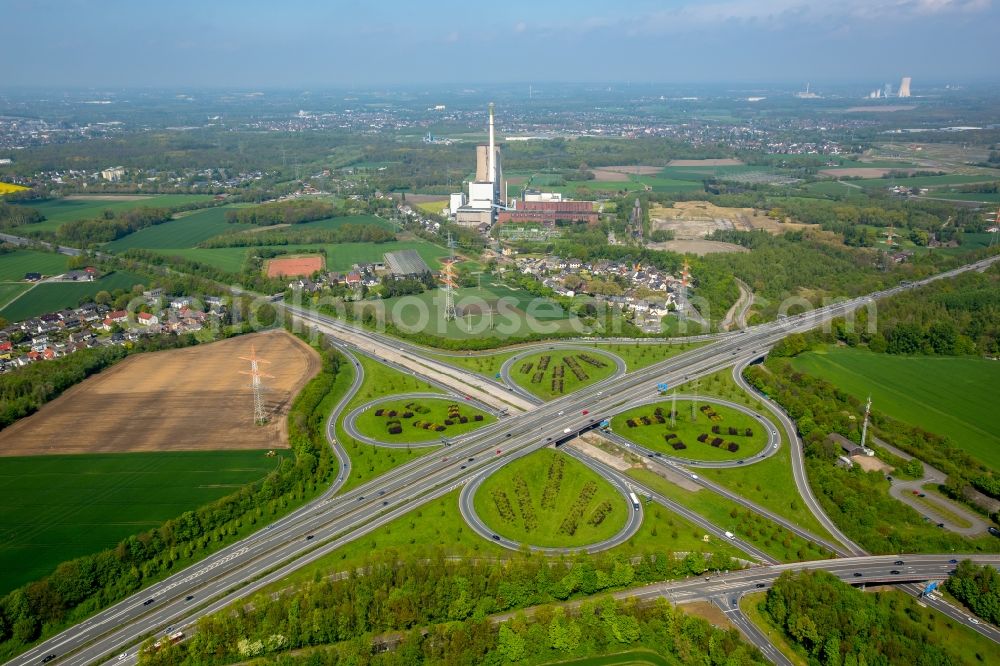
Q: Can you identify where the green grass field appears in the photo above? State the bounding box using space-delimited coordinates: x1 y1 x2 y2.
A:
0 449 282 594
509 349 618 400
611 399 770 462
0 270 147 322
790 346 1000 471
16 195 214 232
475 449 628 548
927 192 1000 203
0 250 70 281
335 356 440 493
103 207 252 251
353 397 494 444
153 239 448 274
0 283 30 310
627 469 831 563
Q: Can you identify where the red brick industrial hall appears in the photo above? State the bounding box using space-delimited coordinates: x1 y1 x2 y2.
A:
496 200 598 226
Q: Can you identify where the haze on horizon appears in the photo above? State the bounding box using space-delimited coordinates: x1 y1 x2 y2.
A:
1 0 998 88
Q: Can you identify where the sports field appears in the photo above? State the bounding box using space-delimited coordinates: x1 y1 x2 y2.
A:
0 270 147 322
0 330 319 456
509 349 617 400
474 448 627 548
266 254 324 278
0 249 70 281
353 397 494 444
0 449 282 594
790 346 1000 470
15 194 214 232
611 399 770 461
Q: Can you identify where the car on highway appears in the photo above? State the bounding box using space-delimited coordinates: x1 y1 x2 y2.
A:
468 457 475 462
563 428 572 434
853 572 863 577
496 449 502 455
690 474 698 480
382 501 389 506
949 559 958 564
755 583 766 588
42 656 57 664
890 570 900 574
730 598 737 608
185 595 194 601
558 410 564 415
894 560 904 565
582 409 589 415
968 616 981 625
306 535 314 540
118 653 129 661
460 465 466 469
492 534 501 541
143 598 154 606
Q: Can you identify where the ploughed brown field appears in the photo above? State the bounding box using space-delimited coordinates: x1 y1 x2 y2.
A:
0 330 320 456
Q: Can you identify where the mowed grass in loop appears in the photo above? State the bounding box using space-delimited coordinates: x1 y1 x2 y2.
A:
0 450 282 594
352 397 495 444
509 349 618 400
611 399 770 462
790 346 1000 471
0 249 70 281
473 448 628 548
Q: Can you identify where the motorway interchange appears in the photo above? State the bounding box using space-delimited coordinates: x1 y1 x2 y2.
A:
11 254 1000 666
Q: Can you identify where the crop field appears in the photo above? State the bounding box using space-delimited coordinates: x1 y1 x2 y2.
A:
297 213 394 231
103 207 252 251
0 270 147 322
474 448 628 548
15 194 214 232
0 182 27 195
353 397 494 444
0 283 30 310
0 249 69 280
0 449 282 595
611 399 770 461
0 330 319 456
153 239 448 274
790 346 1000 470
928 192 1000 203
510 349 617 400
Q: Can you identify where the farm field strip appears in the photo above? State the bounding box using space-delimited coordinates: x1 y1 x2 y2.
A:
15 194 215 232
790 347 1000 470
0 270 147 322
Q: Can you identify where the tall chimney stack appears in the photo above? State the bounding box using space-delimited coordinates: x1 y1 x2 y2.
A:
488 102 496 184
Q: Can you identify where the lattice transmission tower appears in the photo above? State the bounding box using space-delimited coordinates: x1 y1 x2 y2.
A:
240 345 273 425
442 231 458 321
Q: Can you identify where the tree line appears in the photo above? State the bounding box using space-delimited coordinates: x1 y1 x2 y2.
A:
55 207 173 245
0 202 44 230
140 547 752 665
225 199 340 226
198 222 394 248
0 338 344 661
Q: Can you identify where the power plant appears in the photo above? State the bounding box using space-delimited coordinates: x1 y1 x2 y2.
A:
452 103 505 228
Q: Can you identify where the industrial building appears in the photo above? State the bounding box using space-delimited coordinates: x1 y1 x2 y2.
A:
453 103 505 228
383 249 431 277
497 200 598 226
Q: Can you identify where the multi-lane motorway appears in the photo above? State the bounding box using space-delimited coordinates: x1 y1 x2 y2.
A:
9 253 1000 666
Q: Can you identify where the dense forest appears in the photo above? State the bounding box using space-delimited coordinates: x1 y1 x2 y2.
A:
0 202 44 230
770 263 1000 357
140 549 751 665
763 569 989 666
945 560 1000 625
0 338 343 660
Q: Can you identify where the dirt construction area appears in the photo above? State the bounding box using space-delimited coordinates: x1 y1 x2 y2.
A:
650 201 805 239
0 331 320 456
266 254 324 278
591 165 662 181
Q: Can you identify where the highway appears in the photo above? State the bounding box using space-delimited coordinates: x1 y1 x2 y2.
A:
9 253 1000 666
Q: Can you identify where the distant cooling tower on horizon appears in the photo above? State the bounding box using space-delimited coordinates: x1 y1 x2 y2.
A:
899 77 912 98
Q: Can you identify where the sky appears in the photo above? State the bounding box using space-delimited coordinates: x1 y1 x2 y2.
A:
1 0 997 88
